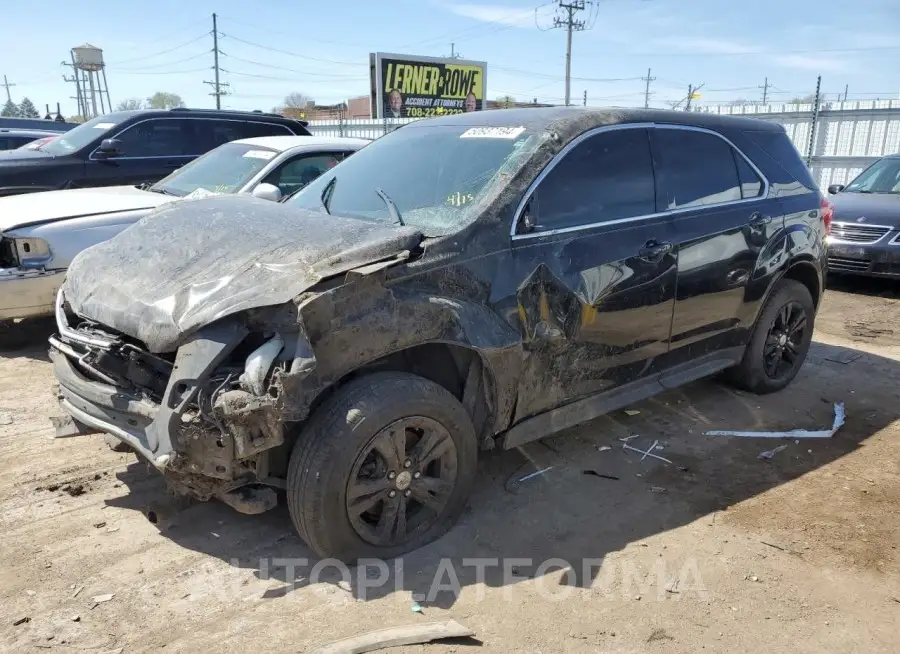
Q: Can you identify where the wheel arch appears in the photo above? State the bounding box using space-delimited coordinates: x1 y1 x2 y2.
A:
780 258 822 308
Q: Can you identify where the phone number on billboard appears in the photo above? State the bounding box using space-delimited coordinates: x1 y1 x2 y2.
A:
405 107 465 117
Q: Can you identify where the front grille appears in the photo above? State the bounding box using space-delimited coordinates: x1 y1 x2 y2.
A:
830 222 891 244
828 256 871 273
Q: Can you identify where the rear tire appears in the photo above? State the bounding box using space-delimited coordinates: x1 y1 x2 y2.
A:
286 372 478 563
727 279 815 394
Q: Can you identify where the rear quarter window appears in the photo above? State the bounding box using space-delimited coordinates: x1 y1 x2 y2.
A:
743 130 818 196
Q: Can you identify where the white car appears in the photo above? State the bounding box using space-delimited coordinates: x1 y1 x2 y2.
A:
0 135 369 330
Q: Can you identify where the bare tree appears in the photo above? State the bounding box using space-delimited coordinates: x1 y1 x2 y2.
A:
496 95 516 108
117 98 145 111
790 93 816 104
279 92 313 118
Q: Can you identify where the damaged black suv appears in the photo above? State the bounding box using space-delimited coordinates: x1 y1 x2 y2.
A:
50 108 826 561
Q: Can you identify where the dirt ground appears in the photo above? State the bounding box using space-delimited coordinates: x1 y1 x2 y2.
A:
1 276 899 654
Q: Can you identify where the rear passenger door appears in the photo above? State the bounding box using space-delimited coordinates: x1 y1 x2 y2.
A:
651 126 776 366
510 126 677 420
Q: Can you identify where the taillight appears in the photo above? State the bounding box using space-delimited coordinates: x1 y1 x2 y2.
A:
820 195 833 236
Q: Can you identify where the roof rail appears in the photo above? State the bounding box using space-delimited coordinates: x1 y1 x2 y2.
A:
169 107 287 119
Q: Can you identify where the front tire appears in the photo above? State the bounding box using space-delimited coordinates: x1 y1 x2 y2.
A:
286 372 478 562
727 279 815 394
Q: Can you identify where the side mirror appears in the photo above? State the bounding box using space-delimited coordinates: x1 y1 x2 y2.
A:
252 183 282 202
827 184 844 195
95 138 121 158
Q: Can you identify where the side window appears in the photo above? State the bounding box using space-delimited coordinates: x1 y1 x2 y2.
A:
0 137 8 150
112 119 192 157
733 150 763 198
234 121 294 139
531 128 655 231
261 153 342 197
653 129 742 210
193 120 293 154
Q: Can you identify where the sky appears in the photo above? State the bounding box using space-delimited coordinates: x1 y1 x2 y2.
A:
1 0 898 117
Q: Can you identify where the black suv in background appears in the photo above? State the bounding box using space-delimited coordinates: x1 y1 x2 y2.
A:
0 108 311 196
52 108 827 561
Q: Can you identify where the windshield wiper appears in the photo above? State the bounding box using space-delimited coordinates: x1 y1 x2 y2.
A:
375 188 405 226
148 186 177 196
321 176 336 214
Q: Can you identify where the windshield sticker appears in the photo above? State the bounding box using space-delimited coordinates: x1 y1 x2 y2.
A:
460 126 526 140
93 122 116 129
243 150 276 160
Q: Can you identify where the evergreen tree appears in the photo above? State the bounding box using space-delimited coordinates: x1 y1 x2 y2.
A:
18 97 40 118
1 99 18 117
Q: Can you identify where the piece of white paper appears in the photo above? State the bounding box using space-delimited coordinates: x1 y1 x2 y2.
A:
242 150 276 160
460 126 526 139
93 122 116 129
705 403 845 439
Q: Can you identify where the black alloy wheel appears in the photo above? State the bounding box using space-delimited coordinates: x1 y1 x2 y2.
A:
763 300 808 381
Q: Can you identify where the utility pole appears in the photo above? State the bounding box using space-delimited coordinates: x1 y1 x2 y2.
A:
759 77 770 104
552 0 589 106
1 75 15 103
448 43 462 59
642 68 655 108
843 83 849 103
583 89 587 106
203 13 229 109
806 75 822 167
684 83 704 111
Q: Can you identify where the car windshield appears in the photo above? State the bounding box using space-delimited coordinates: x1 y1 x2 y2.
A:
844 158 900 194
40 114 129 156
150 143 279 197
288 123 543 236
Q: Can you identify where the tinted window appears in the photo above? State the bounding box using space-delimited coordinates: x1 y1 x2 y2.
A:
734 150 763 198
113 119 192 157
844 157 900 194
653 129 742 210
743 130 816 194
533 128 655 230
262 153 343 197
194 119 292 152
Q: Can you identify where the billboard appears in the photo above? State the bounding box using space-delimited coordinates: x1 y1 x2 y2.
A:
370 52 487 119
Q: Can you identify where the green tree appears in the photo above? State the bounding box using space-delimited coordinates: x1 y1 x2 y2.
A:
18 97 40 118
146 92 185 109
496 95 516 109
117 98 145 111
1 99 18 117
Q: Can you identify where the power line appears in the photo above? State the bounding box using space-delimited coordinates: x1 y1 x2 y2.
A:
219 33 365 67
221 69 367 82
218 53 365 78
107 31 211 66
107 50 212 72
111 68 209 76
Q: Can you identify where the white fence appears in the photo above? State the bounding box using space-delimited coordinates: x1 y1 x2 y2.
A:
700 100 900 187
308 100 900 188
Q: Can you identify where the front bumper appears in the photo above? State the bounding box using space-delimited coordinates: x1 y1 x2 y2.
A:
827 234 900 279
0 268 65 320
50 292 288 500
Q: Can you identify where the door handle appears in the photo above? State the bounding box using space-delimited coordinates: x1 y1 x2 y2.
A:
638 240 673 261
749 212 772 228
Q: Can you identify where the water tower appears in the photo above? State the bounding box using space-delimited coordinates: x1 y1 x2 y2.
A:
67 44 112 119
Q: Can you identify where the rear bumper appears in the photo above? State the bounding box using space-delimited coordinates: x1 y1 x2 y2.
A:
0 268 65 320
827 237 900 279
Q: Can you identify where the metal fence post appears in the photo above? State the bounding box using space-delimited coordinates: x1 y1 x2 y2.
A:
806 75 822 167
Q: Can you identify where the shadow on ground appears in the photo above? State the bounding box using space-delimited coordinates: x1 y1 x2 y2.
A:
0 317 55 361
100 337 900 609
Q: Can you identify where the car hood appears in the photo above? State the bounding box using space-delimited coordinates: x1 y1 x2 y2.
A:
830 191 900 228
63 195 423 352
0 185 173 233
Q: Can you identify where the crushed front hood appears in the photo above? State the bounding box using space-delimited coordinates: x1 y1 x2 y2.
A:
63 195 422 352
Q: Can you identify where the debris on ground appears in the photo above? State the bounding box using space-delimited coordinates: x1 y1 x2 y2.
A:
647 628 674 642
825 351 863 365
583 470 619 480
623 442 673 464
62 484 86 497
71 586 84 599
650 486 667 494
0 412 12 425
93 522 106 529
308 619 474 654
90 593 114 608
624 409 641 417
13 616 30 626
518 466 554 483
597 445 612 452
71 614 81 622
759 444 789 460
411 602 423 613
705 403 845 439
619 434 641 443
